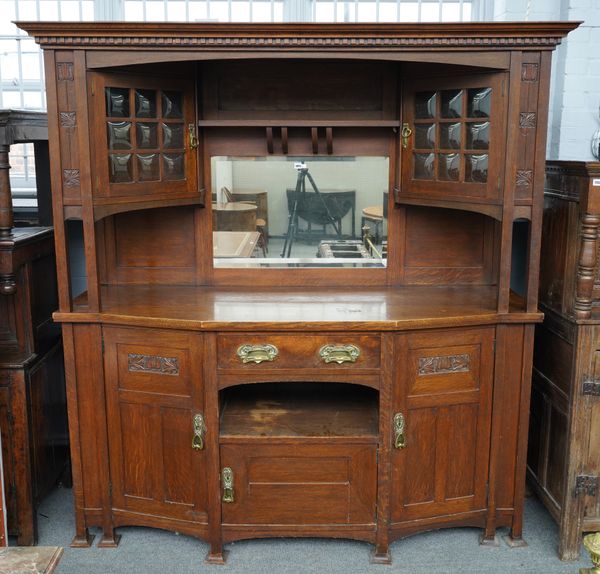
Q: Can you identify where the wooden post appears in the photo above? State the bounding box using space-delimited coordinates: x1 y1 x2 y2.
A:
0 145 12 237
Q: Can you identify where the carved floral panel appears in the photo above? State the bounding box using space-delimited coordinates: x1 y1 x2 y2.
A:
418 353 470 376
128 353 180 375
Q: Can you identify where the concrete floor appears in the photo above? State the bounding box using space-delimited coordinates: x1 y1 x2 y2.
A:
33 486 591 574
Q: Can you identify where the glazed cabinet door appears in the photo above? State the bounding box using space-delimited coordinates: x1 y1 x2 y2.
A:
90 71 198 202
103 327 208 523
400 73 506 212
391 328 494 522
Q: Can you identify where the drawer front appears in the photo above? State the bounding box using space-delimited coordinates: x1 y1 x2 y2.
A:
220 443 376 525
217 333 380 370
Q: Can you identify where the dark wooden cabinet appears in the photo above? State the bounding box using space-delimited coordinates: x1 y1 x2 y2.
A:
529 161 600 560
0 110 68 545
18 20 576 564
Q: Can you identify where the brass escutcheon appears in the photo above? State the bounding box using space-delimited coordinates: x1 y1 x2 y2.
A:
319 344 360 364
192 413 206 451
401 122 413 149
222 467 234 503
188 123 199 149
393 412 406 449
236 344 278 364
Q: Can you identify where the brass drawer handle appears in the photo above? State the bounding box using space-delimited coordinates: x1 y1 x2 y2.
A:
319 344 360 364
192 413 206 451
236 344 278 364
222 467 234 503
394 412 406 449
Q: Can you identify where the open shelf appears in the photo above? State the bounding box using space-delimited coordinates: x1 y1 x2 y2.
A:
220 382 378 440
198 120 400 127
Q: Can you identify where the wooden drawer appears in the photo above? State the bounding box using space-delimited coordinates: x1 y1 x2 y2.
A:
220 443 376 526
217 333 380 370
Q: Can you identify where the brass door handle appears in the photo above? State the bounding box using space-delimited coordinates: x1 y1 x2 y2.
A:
222 467 234 503
188 123 199 150
192 413 206 450
236 344 278 364
401 122 412 149
319 344 360 364
394 412 406 449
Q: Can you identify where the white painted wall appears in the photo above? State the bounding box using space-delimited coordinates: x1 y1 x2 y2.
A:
494 0 600 161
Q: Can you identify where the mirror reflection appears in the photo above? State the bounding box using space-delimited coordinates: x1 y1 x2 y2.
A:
211 156 389 268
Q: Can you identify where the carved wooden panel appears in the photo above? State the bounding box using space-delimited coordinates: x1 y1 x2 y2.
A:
128 354 180 376
418 353 470 376
519 112 536 129
515 53 541 203
63 169 80 188
516 169 533 189
521 62 539 82
56 62 73 81
59 112 77 128
54 53 81 203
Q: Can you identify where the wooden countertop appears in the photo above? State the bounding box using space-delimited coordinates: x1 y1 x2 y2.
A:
54 285 542 331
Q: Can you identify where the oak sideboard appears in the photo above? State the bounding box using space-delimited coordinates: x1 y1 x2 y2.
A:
19 21 576 563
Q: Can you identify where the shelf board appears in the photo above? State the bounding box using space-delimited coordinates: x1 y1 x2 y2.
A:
198 120 400 128
220 382 378 439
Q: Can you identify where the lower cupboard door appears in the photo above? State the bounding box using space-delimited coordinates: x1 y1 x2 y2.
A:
391 328 494 523
220 443 377 526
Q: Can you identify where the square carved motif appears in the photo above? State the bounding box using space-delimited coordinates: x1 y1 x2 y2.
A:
516 170 533 188
521 63 539 82
519 112 536 129
56 62 74 81
63 169 80 188
60 112 77 128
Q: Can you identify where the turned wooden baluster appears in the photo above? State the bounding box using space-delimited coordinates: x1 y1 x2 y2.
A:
0 144 16 295
574 214 600 319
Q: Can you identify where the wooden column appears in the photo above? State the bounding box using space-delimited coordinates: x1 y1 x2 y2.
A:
0 145 12 238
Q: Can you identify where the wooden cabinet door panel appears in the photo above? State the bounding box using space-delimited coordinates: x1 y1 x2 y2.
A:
400 73 506 206
90 72 198 202
103 327 207 523
221 443 376 526
391 328 494 522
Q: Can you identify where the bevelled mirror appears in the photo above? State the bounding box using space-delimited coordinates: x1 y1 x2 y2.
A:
211 156 389 269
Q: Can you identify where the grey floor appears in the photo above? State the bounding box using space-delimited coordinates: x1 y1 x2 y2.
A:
34 486 591 574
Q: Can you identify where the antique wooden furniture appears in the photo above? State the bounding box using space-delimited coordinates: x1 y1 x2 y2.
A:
212 201 257 232
213 231 260 258
0 110 69 546
528 161 600 560
19 21 576 563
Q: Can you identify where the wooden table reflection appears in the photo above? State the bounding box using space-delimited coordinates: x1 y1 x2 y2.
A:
213 231 260 258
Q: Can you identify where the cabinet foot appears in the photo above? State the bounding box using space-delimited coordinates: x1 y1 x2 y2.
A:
370 547 392 564
559 546 582 561
97 533 121 548
479 534 500 547
205 549 228 564
70 531 95 548
503 534 528 548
